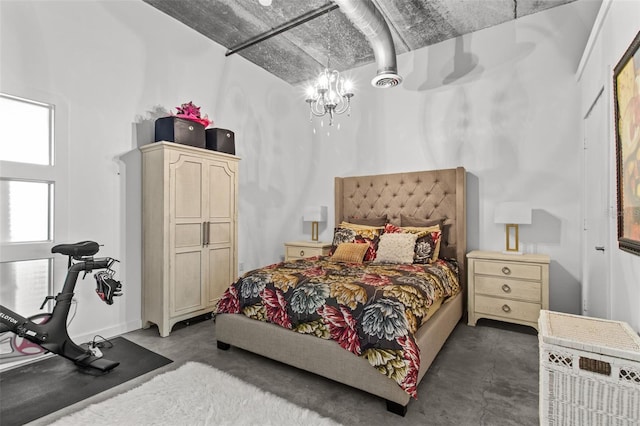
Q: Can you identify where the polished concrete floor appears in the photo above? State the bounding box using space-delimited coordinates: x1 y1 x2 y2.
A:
31 318 539 425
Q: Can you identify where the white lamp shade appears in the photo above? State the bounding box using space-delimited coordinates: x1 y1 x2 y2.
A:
494 202 532 225
303 206 328 223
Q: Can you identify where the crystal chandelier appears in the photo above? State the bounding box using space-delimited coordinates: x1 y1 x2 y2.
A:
304 12 355 126
305 68 354 126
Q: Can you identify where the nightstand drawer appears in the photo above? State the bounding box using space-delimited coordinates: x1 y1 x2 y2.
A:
474 260 541 281
475 295 541 323
284 242 332 261
475 276 541 302
286 246 324 259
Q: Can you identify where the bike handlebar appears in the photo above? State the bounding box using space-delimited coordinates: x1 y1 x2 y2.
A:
59 256 122 304
69 257 114 272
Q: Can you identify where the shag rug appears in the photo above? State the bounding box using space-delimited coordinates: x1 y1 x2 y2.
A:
50 362 341 426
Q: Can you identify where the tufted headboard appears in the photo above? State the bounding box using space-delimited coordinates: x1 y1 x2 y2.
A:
335 167 467 287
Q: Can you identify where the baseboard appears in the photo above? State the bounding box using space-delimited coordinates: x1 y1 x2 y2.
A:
73 319 143 344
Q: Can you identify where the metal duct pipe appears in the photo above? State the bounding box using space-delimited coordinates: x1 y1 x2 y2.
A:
334 0 402 88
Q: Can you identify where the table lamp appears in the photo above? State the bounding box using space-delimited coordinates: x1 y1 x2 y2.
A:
494 202 532 254
303 206 327 241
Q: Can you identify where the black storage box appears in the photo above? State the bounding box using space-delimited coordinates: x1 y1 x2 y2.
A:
155 117 205 148
205 128 235 155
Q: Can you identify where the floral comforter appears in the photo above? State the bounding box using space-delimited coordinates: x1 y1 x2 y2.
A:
216 257 460 398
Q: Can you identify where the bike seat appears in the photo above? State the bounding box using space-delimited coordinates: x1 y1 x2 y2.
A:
52 241 99 257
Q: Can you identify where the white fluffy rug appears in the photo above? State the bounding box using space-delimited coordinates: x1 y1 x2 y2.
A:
51 362 342 425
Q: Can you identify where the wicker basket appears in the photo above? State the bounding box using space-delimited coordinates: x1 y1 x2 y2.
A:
539 310 640 426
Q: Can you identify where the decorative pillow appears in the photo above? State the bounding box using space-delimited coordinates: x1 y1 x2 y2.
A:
339 221 384 230
413 228 442 263
330 243 369 263
347 216 388 227
401 215 452 259
331 223 384 261
384 223 442 263
372 233 418 264
400 214 442 228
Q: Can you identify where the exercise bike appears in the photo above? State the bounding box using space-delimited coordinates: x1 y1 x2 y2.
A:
0 241 123 372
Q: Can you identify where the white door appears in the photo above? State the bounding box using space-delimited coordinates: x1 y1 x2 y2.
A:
583 87 610 319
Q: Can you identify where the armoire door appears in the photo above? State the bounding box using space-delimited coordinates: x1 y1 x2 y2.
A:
204 159 236 305
170 153 207 316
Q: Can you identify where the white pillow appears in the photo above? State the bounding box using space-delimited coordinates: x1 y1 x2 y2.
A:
373 232 418 264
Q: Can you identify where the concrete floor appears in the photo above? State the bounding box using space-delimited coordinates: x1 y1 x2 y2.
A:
31 318 539 425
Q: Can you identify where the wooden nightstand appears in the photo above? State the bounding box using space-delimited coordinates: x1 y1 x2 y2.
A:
467 250 550 331
284 241 332 261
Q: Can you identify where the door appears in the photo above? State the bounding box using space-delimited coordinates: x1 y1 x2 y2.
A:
205 159 236 305
583 87 610 319
170 153 206 316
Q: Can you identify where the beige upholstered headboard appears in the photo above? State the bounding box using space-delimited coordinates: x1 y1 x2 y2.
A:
335 167 467 287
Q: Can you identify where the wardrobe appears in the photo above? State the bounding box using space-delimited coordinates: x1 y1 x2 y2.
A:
140 141 239 337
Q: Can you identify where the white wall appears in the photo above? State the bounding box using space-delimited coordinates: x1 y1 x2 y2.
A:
303 0 600 315
0 0 314 340
1 0 614 340
578 0 640 332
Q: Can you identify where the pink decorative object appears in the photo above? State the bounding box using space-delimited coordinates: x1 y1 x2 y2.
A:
172 101 212 128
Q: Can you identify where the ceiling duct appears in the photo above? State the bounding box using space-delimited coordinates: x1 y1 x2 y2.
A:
334 0 402 88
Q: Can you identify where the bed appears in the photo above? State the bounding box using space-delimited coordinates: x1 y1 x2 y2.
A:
215 167 466 415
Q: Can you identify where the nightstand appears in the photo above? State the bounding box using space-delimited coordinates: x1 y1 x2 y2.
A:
467 250 550 331
284 241 332 261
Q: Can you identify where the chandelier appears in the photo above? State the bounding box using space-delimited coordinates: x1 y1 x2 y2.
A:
304 12 355 126
305 68 354 126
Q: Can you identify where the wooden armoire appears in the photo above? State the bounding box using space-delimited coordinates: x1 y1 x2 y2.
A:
140 141 239 337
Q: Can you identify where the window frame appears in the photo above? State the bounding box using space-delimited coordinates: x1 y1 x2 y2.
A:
0 91 68 306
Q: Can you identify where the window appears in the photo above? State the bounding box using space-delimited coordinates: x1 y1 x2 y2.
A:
0 259 51 317
0 94 52 165
0 93 66 318
0 180 53 243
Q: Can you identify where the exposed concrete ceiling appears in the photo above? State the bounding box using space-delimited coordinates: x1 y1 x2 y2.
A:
143 0 578 86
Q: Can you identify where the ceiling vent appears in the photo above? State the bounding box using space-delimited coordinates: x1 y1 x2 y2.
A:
372 72 402 88
334 0 402 88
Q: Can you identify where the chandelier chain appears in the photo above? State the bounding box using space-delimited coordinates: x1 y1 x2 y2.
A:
326 11 331 70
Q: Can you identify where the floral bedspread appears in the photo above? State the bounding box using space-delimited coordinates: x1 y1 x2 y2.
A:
216 257 460 398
